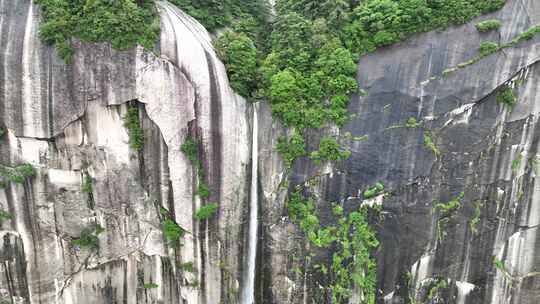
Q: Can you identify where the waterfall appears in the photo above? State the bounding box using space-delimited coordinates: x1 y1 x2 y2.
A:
242 104 259 304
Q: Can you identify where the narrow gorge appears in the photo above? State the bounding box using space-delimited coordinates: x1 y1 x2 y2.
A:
1 0 540 303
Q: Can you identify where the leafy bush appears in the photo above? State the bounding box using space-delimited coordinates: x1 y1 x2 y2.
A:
363 182 384 199
479 41 499 57
277 133 306 168
476 19 502 32
37 0 160 63
170 0 269 33
0 163 37 186
72 224 104 249
162 218 185 245
197 182 210 199
214 31 258 98
0 127 5 138
181 137 199 164
497 86 517 107
310 137 351 164
123 105 144 150
406 117 419 128
195 203 219 220
286 186 379 303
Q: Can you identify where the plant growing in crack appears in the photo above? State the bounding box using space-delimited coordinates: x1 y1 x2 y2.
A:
434 192 464 242
470 201 483 235
72 224 105 250
423 132 440 157
0 163 37 187
0 210 12 225
511 153 522 172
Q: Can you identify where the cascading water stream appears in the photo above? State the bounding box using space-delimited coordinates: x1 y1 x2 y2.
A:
242 104 259 304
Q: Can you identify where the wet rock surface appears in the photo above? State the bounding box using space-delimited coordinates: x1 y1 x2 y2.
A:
2 0 540 303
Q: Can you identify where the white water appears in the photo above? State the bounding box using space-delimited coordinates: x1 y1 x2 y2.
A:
242 104 259 304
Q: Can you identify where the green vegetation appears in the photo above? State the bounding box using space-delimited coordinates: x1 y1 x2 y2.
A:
0 210 12 225
180 137 221 222
287 186 379 303
423 132 440 157
479 41 499 57
406 117 420 128
363 182 385 199
181 137 199 165
476 19 502 32
143 283 159 289
195 203 219 220
214 31 258 98
310 137 351 165
497 86 517 108
72 224 105 249
196 182 210 199
81 173 93 194
470 201 483 234
440 24 540 77
512 154 522 172
162 218 185 245
37 0 160 63
123 105 144 150
179 261 196 273
0 127 5 138
276 132 306 168
427 278 448 300
0 164 37 187
434 192 464 241
493 257 513 280
170 0 268 33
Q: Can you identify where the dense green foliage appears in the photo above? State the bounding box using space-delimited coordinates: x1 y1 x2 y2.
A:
310 137 351 165
72 224 105 249
170 0 268 33
0 164 36 187
479 41 499 57
123 105 144 150
0 127 5 138
497 86 517 108
181 137 199 164
476 19 502 32
214 31 258 98
406 117 420 128
194 203 219 220
276 132 307 168
37 0 159 62
363 183 385 199
162 218 185 245
287 187 379 303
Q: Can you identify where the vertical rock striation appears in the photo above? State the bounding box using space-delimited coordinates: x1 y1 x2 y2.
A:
0 0 251 303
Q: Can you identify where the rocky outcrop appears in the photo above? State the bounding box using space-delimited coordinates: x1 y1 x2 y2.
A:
3 0 540 303
0 1 251 303
258 0 540 303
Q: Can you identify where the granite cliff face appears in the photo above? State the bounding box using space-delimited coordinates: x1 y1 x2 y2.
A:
1 0 540 304
1 1 250 303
